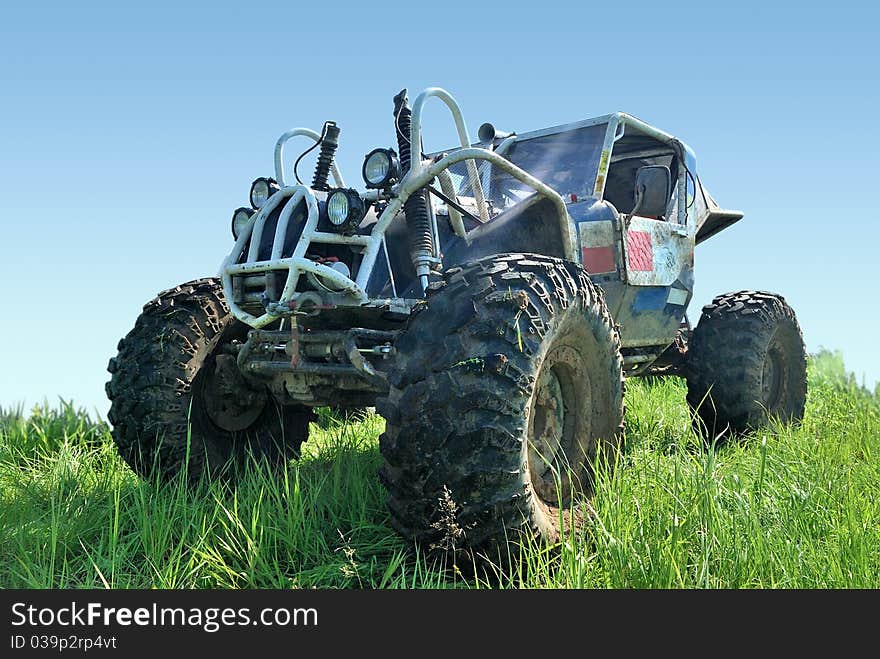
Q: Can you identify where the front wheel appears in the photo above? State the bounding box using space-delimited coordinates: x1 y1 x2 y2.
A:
106 278 313 482
686 290 807 439
376 254 624 556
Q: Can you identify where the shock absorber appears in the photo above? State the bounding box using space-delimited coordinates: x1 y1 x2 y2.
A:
311 121 340 191
393 89 434 294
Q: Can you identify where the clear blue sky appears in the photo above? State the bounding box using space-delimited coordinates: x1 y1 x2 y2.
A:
1 1 878 417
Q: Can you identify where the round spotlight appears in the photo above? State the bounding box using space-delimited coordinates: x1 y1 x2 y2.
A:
231 207 255 239
249 177 279 209
362 148 400 189
325 188 365 233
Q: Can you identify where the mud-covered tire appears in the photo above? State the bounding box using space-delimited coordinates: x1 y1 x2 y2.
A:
376 254 624 556
686 291 807 439
106 278 313 482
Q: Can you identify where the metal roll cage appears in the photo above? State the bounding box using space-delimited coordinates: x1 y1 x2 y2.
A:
221 87 577 329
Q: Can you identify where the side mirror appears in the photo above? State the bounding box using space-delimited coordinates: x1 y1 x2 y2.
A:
632 165 671 219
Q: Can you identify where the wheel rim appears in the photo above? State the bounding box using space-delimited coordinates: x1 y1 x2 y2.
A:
761 335 787 409
528 346 590 506
200 354 268 432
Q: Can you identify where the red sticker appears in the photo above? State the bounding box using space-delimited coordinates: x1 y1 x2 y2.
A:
582 246 615 273
627 230 653 272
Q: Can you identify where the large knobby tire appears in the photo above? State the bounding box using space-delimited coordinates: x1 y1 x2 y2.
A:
686 290 807 439
106 278 313 482
376 254 624 556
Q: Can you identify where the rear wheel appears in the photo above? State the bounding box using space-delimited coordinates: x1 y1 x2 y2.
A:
686 290 807 439
106 278 313 482
376 254 624 556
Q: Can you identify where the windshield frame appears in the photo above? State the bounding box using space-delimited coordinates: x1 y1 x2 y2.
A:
428 111 688 226
429 115 616 214
606 113 689 226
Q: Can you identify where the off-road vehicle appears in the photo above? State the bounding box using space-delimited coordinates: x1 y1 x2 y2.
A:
107 87 807 552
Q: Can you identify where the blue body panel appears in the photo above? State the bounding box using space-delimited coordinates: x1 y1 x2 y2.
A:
569 198 691 349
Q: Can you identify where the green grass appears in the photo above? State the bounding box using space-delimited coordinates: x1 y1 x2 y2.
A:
1 355 878 589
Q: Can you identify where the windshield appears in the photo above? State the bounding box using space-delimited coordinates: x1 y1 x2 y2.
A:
444 122 607 216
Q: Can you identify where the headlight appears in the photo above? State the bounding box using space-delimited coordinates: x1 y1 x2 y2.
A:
249 177 278 209
231 207 255 239
362 148 400 189
325 188 365 233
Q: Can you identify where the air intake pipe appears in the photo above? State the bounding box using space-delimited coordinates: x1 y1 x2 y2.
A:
478 122 513 144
